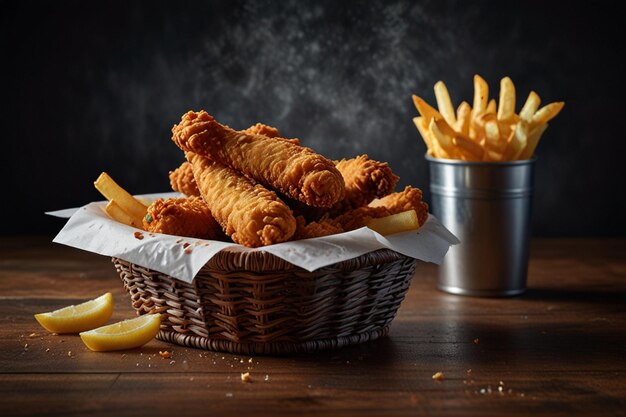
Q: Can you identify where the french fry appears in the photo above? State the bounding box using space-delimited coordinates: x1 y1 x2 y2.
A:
455 101 472 137
367 210 419 236
519 91 541 122
484 119 506 151
413 117 434 155
412 94 443 123
453 134 485 161
105 200 143 228
497 77 516 121
430 119 458 159
472 74 489 116
94 172 147 221
530 102 565 129
412 75 562 161
501 121 528 161
434 81 457 127
519 123 549 159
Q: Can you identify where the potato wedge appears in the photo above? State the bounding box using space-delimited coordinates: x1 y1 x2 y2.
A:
367 210 420 236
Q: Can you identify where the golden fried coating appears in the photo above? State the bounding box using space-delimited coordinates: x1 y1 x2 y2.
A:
293 215 344 240
333 206 392 232
332 186 429 231
186 152 296 247
369 186 429 227
169 162 201 196
285 155 400 221
333 155 399 211
172 111 344 207
169 123 298 196
143 196 225 240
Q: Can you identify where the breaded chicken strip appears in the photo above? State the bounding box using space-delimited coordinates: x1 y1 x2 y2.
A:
143 196 225 241
172 111 344 207
334 186 429 232
169 123 298 196
186 152 296 247
293 215 344 240
169 162 200 197
333 154 399 211
286 154 400 221
369 186 429 227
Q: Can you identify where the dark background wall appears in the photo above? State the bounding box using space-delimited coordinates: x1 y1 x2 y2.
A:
2 0 624 236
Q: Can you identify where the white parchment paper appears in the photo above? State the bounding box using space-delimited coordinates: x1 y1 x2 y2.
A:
46 193 459 283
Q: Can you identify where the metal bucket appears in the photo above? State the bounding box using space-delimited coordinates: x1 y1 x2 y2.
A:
426 155 536 296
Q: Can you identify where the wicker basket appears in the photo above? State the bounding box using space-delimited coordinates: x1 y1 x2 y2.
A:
113 248 417 354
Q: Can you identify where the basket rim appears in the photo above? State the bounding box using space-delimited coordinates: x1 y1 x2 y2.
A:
113 247 412 274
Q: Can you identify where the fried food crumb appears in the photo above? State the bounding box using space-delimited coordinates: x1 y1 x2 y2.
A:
159 350 171 359
134 231 144 240
432 371 445 381
241 372 251 383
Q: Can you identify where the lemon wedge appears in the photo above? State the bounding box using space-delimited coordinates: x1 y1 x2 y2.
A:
34 293 114 334
79 313 161 351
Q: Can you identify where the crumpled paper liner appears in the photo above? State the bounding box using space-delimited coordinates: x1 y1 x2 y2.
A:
47 193 459 283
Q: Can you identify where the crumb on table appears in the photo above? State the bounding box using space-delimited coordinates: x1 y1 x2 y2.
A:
432 371 445 381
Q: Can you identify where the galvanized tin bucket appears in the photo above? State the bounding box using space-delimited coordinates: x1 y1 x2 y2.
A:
426 155 536 296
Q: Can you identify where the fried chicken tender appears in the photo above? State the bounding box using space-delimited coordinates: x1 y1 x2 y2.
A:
172 111 344 207
143 196 225 240
334 186 429 231
334 155 399 211
293 215 344 240
285 154 400 220
369 186 429 227
186 152 296 247
334 206 392 232
169 162 200 196
169 123 298 196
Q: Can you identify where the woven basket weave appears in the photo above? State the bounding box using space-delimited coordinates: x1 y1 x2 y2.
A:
113 248 417 354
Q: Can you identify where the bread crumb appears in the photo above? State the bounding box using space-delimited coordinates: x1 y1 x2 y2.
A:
29 333 37 337
241 372 251 383
432 371 445 381
67 351 72 357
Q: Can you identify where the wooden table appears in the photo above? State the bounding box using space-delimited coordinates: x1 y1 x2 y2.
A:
1 237 625 416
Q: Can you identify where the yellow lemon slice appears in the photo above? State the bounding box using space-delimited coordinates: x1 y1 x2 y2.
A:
79 313 161 352
34 293 114 334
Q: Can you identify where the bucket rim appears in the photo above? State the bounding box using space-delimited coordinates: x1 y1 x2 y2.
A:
425 154 538 166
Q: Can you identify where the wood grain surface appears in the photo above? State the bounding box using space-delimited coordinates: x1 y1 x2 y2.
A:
1 237 625 416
